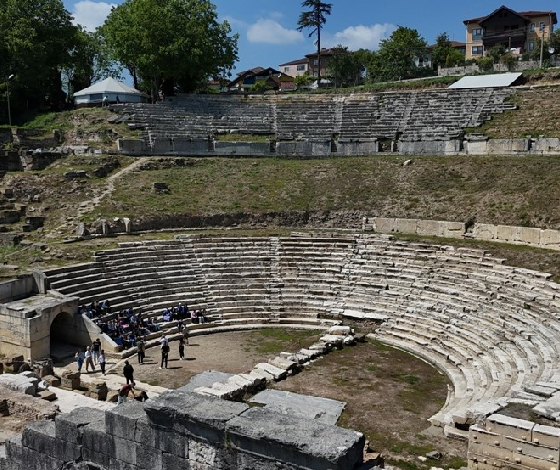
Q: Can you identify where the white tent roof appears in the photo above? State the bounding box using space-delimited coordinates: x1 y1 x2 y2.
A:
73 77 146 97
448 72 522 89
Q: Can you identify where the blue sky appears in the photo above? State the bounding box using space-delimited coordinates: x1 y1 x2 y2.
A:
64 0 559 77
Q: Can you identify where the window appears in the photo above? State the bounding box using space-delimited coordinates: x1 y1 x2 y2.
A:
530 23 535 32
539 22 546 32
472 28 483 40
472 46 483 55
297 64 306 72
313 59 319 66
528 41 535 51
284 67 290 73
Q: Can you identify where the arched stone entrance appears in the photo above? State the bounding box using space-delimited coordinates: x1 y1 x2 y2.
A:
50 311 80 361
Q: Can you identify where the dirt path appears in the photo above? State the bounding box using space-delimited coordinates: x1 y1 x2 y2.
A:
76 157 148 218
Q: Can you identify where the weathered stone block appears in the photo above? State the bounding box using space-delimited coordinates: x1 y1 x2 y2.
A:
23 419 81 461
486 414 534 442
533 424 560 448
82 417 111 468
56 407 106 444
226 407 364 470
135 417 188 458
144 391 248 444
105 400 146 439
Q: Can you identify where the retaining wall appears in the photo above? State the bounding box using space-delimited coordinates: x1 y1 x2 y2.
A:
365 217 560 251
468 414 560 470
0 391 365 470
118 136 560 157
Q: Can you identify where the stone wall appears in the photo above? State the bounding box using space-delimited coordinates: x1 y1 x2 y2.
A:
468 414 560 470
365 217 560 251
0 275 80 359
0 391 365 470
118 136 560 157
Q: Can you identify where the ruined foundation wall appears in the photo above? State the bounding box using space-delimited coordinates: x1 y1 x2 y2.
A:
468 414 560 470
366 217 560 251
0 390 365 470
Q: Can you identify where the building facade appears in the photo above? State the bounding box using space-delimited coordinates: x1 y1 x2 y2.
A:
464 6 557 60
279 58 309 78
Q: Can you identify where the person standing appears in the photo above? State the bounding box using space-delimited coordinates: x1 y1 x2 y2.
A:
136 337 145 364
160 342 170 369
178 337 185 361
99 350 107 375
123 360 135 386
92 338 101 365
75 349 85 373
84 346 95 373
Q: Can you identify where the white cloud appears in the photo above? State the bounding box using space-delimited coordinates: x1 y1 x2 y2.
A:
72 1 117 32
325 23 397 51
247 19 303 45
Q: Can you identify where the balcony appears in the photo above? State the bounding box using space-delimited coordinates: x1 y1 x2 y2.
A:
482 28 527 47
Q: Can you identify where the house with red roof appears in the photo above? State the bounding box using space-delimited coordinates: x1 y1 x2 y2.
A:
464 5 557 59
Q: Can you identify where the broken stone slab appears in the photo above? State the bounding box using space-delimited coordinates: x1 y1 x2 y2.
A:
0 374 38 396
193 385 238 400
268 356 302 373
451 399 506 426
178 370 234 393
298 348 324 359
328 325 353 336
234 373 266 392
307 342 330 353
41 375 61 387
320 334 345 348
523 384 558 398
343 335 356 346
38 390 57 401
533 393 560 420
254 363 287 381
250 390 346 425
246 369 272 383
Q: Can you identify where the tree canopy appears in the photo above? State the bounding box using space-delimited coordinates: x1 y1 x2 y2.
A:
296 0 332 84
327 46 364 88
101 0 238 99
368 26 428 82
0 0 83 121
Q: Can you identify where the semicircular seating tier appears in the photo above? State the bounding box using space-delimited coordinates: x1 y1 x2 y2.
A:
46 234 560 435
117 89 516 146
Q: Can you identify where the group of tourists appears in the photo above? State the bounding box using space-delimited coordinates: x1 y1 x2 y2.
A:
75 338 106 375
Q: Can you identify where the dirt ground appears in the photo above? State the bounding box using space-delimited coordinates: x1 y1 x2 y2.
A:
114 329 467 469
126 329 322 390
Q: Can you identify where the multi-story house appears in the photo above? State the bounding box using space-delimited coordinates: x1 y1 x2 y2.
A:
464 5 557 60
278 58 309 78
305 48 335 78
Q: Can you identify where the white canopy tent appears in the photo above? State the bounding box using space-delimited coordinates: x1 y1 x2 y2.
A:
73 77 148 106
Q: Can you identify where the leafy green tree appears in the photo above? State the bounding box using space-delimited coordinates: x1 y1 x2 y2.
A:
369 26 428 82
61 28 123 100
550 30 560 55
430 32 453 70
445 48 465 67
101 0 238 99
0 0 81 121
327 46 363 88
296 0 333 85
488 44 506 63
